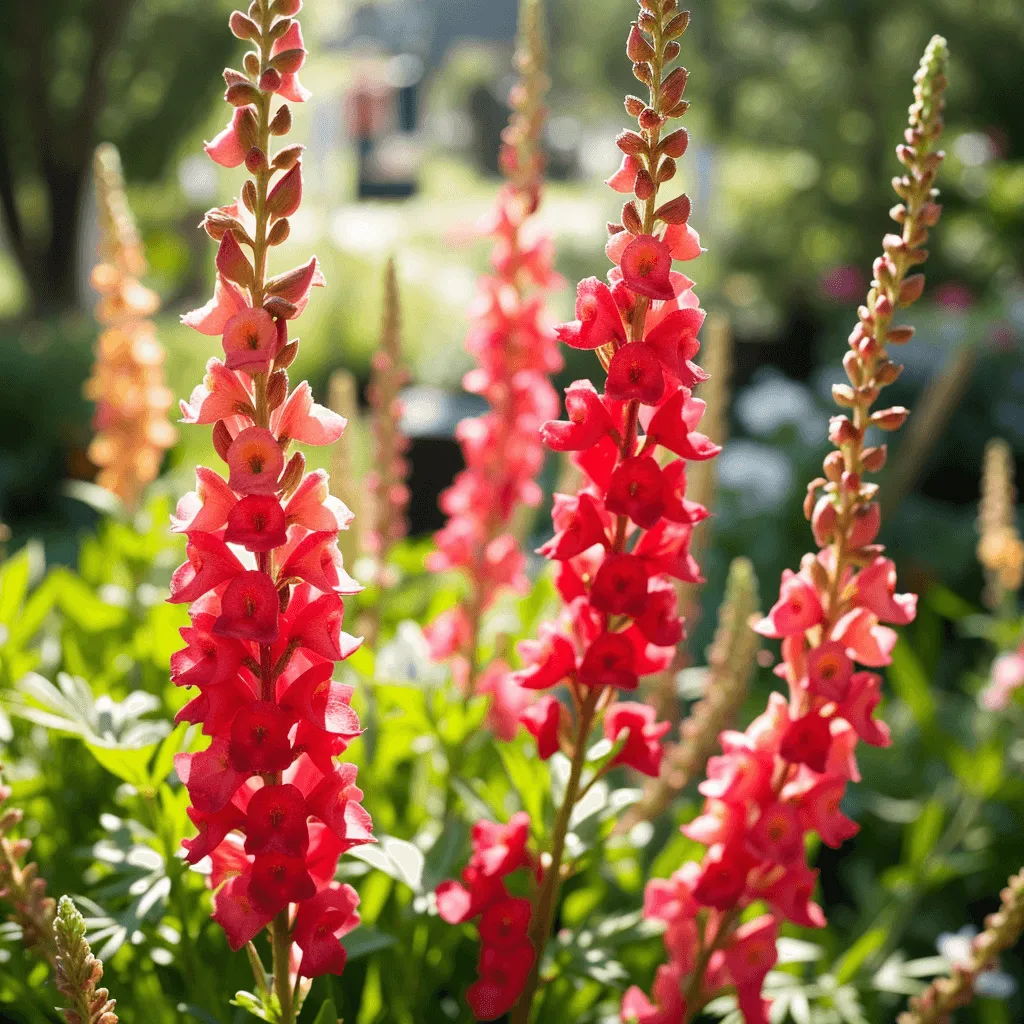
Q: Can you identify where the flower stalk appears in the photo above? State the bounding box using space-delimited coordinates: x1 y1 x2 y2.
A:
977 437 1024 610
624 34 949 1024
54 896 119 1024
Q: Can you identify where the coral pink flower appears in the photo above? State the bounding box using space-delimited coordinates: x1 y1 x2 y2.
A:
171 0 372 1000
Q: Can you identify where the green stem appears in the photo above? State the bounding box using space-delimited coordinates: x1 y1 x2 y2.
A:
272 907 294 1022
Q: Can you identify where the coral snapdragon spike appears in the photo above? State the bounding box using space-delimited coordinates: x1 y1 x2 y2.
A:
425 0 563 707
172 4 371 1018
435 3 718 1021
84 144 176 511
625 36 949 1024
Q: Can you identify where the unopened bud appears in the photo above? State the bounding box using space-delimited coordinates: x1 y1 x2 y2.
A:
259 67 283 93
275 339 299 369
899 274 926 306
665 11 690 38
627 23 656 62
655 192 691 225
229 11 260 40
861 445 887 473
843 350 863 386
244 52 261 78
638 12 658 32
632 62 653 86
223 68 250 88
634 168 655 200
829 415 856 446
660 127 689 158
664 41 681 62
849 502 881 547
269 105 293 136
271 0 302 14
226 81 261 107
616 130 647 156
269 16 295 41
886 325 915 344
657 157 676 182
624 95 646 117
874 360 903 385
660 66 689 110
665 98 689 117
874 293 893 317
279 451 305 496
241 179 258 213
213 421 233 462
870 406 909 430
271 48 306 74
639 107 664 131
622 201 644 234
244 147 267 174
920 201 942 226
841 470 861 495
812 496 838 546
267 369 289 411
267 218 291 245
832 383 856 407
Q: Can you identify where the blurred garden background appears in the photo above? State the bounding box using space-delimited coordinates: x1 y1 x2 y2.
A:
2 1 1024 1022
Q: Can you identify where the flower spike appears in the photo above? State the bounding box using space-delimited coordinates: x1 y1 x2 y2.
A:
171 5 372 1020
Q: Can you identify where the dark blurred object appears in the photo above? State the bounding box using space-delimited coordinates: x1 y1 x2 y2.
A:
0 0 235 314
469 84 510 177
345 56 424 199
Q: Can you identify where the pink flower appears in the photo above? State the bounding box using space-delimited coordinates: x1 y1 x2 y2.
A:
604 702 671 776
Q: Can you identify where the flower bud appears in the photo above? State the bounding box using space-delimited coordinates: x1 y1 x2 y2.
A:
659 67 689 110
823 450 845 482
890 203 907 223
660 127 689 158
226 81 261 106
655 192 691 224
275 339 299 369
212 420 233 462
271 47 306 74
267 369 289 411
874 360 903 385
244 52 260 77
664 41 681 62
271 0 302 13
665 11 690 38
657 157 676 182
832 383 856 407
267 218 291 246
229 11 260 40
627 23 656 62
870 406 909 430
898 274 926 306
622 201 643 234
266 162 302 218
849 502 881 547
241 178 258 213
223 68 250 88
632 62 653 86
616 130 647 155
843 350 863 386
874 293 893 317
920 202 942 226
269 104 293 136
269 16 295 41
634 168 655 200
841 470 861 495
829 415 855 446
245 147 267 174
272 142 304 170
259 67 283 93
812 495 838 546
624 95 646 117
886 325 914 345
639 107 664 131
279 451 305 496
638 11 658 32
861 445 887 473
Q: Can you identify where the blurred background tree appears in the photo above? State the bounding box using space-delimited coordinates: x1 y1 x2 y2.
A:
0 0 234 313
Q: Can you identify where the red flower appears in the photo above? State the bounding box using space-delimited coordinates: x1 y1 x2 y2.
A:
604 702 671 776
620 234 675 300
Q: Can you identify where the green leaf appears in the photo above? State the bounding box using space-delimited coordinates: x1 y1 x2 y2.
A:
0 543 38 624
86 741 160 790
834 926 887 984
906 798 944 869
496 740 547 826
349 836 424 893
310 997 340 1024
888 639 935 727
343 928 398 961
422 820 468 893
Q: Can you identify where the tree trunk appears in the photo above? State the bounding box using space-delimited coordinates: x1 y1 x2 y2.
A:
38 161 88 313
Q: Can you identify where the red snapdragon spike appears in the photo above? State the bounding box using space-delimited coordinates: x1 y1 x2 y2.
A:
168 532 244 604
172 467 237 534
278 662 361 737
226 426 284 494
214 570 281 643
278 531 361 594
519 695 563 759
211 872 275 951
590 553 649 615
229 700 294 774
620 234 675 300
478 897 532 948
606 343 665 404
223 306 279 371
537 492 608 560
287 592 362 661
245 783 310 857
250 851 317 913
604 702 670 777
605 455 665 528
555 277 626 350
578 631 638 690
180 357 253 424
541 380 616 451
806 641 853 701
225 494 289 551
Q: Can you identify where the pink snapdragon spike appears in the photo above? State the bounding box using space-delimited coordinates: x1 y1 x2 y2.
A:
425 0 563 704
436 4 717 1021
624 34 949 1024
172 3 372 1020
